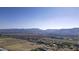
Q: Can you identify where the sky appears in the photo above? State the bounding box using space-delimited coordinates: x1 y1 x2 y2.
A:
0 7 79 30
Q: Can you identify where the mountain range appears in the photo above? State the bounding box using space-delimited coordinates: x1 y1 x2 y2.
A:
0 28 79 37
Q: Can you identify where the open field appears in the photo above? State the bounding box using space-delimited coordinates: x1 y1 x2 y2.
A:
0 37 44 51
0 35 79 51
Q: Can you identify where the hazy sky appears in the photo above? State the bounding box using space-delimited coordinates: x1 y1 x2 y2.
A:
0 7 79 29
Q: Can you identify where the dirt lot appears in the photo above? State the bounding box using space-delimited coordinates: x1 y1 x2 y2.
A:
0 37 43 51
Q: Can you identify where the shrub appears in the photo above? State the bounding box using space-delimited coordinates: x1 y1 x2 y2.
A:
62 42 73 48
0 34 2 37
31 47 47 51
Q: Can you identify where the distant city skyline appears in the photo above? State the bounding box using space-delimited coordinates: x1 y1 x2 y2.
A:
0 7 79 30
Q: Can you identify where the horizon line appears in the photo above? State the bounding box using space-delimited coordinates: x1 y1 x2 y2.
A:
0 27 79 30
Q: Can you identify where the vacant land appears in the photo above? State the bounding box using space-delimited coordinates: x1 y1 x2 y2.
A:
0 35 79 51
0 37 44 51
